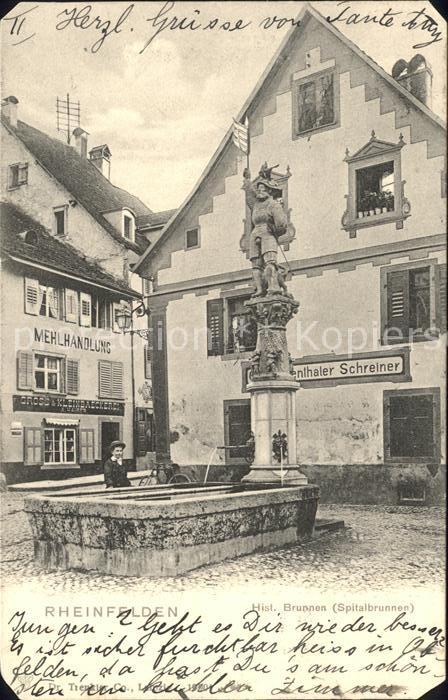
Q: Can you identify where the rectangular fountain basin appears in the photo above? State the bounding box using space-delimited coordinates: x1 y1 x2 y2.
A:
24 482 319 577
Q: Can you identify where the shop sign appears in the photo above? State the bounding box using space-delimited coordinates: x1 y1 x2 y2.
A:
292 348 411 386
13 394 125 415
11 421 23 436
34 328 111 354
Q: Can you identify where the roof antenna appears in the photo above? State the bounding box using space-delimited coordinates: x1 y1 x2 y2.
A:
56 94 80 144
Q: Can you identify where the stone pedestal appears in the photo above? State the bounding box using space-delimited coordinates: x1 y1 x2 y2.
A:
242 293 308 485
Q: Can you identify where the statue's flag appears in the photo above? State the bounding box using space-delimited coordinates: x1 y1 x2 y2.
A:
232 118 249 155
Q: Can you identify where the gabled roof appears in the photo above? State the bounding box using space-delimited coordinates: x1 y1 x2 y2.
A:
2 116 153 255
0 201 139 297
133 1 446 273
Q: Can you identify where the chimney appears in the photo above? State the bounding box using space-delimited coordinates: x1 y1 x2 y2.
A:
89 144 112 179
72 127 89 157
392 55 433 108
1 96 19 127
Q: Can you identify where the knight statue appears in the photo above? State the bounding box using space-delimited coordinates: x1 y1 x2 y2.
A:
243 162 289 296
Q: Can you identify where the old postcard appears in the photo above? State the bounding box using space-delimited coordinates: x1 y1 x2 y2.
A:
0 1 446 698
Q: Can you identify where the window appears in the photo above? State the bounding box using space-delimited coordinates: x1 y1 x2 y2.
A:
34 354 63 392
39 285 61 319
224 399 251 464
124 215 132 240
384 388 440 463
342 133 409 236
44 428 76 465
53 207 67 236
65 289 78 323
9 162 28 188
91 296 112 329
98 360 124 399
292 69 337 137
227 297 257 353
356 161 395 216
207 294 257 357
185 227 200 250
381 261 446 344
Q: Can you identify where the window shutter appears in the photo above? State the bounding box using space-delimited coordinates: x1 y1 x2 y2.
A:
111 361 124 398
98 361 112 398
80 429 95 463
144 343 152 379
24 278 39 315
66 359 80 395
24 427 42 466
65 289 78 323
385 269 410 342
17 350 34 390
436 263 447 333
99 361 123 398
206 299 224 356
79 292 92 327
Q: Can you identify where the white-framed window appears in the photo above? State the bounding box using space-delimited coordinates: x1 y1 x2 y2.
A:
9 162 28 188
44 428 76 465
34 354 63 393
53 206 67 236
342 133 409 237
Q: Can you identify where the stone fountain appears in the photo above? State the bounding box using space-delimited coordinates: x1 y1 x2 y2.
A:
24 162 319 577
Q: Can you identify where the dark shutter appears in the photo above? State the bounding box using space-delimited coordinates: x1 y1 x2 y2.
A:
17 351 34 390
389 394 434 459
436 263 447 333
136 410 147 457
144 343 152 380
207 299 224 356
385 269 410 342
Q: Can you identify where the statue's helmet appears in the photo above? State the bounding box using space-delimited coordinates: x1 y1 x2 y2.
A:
255 178 282 195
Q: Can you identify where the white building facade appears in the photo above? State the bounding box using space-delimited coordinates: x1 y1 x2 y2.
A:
134 6 446 504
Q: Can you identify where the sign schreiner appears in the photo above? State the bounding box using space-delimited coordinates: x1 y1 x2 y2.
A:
292 349 410 386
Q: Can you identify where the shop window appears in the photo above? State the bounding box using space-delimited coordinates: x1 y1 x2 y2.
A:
185 227 200 250
381 261 446 344
53 206 67 236
34 354 63 393
44 428 76 465
224 399 251 464
342 132 409 237
9 162 28 188
206 294 257 357
292 69 337 137
98 360 124 399
384 388 440 463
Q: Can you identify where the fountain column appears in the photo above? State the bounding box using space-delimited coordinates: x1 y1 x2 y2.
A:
243 293 307 485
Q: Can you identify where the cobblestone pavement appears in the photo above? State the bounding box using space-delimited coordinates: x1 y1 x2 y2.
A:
1 492 444 593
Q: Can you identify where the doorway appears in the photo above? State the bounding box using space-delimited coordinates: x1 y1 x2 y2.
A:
100 421 120 463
